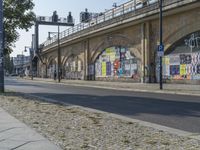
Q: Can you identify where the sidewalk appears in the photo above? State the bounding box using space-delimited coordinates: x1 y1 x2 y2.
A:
0 107 61 150
23 77 200 96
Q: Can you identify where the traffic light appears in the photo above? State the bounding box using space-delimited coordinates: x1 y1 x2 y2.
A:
52 11 58 22
80 8 90 23
67 12 73 24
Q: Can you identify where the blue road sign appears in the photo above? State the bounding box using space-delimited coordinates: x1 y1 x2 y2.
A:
157 44 164 57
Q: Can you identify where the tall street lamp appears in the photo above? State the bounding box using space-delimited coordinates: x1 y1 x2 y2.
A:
24 46 33 80
48 26 61 83
159 0 163 90
21 49 29 78
21 51 24 77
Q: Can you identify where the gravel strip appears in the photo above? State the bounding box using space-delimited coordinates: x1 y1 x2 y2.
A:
0 92 200 150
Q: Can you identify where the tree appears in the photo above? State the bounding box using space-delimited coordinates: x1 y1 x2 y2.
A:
3 0 35 54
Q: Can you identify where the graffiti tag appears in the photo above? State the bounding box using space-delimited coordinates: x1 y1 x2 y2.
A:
184 34 200 51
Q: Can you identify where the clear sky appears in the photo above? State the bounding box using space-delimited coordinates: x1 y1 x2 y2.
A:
11 0 128 57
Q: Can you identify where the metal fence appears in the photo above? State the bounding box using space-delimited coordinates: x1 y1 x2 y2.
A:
42 0 189 48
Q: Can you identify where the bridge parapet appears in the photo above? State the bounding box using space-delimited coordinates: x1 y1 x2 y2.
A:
42 0 198 52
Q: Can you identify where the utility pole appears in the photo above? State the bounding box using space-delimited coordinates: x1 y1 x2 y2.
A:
159 0 163 90
31 34 35 80
57 25 61 82
0 0 4 93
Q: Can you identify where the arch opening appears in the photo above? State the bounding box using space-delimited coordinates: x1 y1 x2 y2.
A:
94 46 141 82
162 30 200 82
32 56 39 77
63 55 84 80
47 59 57 79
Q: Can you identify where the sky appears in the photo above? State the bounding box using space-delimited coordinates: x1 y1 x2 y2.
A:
11 0 128 57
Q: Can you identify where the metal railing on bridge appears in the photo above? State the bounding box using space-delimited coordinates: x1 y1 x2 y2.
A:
42 0 189 48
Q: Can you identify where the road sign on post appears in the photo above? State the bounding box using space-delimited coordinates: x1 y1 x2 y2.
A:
0 0 4 93
157 44 164 57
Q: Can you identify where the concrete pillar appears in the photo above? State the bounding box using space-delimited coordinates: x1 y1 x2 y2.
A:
141 22 150 83
145 21 150 82
84 39 89 80
141 23 145 83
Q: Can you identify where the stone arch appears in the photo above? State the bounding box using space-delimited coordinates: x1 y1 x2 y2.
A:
164 20 200 53
91 34 142 82
161 24 200 82
61 46 73 65
32 56 39 77
62 54 84 80
47 56 57 78
47 55 57 67
62 53 73 66
165 30 200 55
91 34 140 63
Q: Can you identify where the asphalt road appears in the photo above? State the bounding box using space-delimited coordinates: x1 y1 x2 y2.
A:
5 77 200 133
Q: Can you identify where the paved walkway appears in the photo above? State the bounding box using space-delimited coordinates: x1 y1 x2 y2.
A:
0 108 61 150
22 77 200 96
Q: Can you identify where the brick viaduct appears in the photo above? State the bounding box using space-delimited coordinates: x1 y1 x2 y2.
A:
34 0 200 83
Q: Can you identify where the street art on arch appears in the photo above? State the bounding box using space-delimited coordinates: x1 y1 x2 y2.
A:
163 31 200 80
163 52 200 80
166 30 200 55
95 46 140 80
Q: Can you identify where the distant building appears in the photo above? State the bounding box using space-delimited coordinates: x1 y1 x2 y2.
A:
13 55 30 76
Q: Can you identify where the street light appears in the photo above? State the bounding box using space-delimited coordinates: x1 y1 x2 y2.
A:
24 46 33 80
50 11 61 82
21 51 24 77
48 27 61 83
159 0 163 90
21 49 29 78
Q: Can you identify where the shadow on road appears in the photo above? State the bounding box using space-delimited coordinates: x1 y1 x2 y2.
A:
31 93 200 117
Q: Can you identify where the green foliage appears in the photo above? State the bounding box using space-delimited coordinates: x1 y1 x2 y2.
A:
3 0 36 54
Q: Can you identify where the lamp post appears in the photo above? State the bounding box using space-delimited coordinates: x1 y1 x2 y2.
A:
48 26 61 82
21 49 29 78
21 51 24 77
159 0 163 90
24 46 33 80
0 0 4 92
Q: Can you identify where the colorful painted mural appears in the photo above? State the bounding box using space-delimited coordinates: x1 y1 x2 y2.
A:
163 31 200 81
163 52 200 80
95 46 140 80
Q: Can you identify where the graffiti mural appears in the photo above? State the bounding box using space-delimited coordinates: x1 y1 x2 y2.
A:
166 31 200 55
95 46 140 81
184 33 200 53
163 52 200 80
163 31 200 81
64 56 83 80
